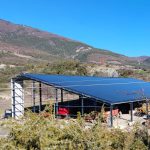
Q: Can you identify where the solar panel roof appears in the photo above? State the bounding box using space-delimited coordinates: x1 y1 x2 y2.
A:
17 73 150 105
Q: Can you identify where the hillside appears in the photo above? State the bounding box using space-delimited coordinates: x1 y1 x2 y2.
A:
0 19 142 67
143 57 150 65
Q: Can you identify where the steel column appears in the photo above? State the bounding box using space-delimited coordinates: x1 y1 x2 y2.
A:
39 82 42 112
32 81 36 113
61 89 63 103
110 105 113 127
94 100 97 111
146 99 149 120
55 88 58 117
81 96 84 116
130 102 133 122
12 79 16 118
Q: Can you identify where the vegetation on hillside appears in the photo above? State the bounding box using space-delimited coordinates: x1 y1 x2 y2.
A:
118 69 150 81
1 59 150 89
0 60 89 88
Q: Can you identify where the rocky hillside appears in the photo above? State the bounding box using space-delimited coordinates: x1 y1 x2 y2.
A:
143 57 150 65
0 19 144 67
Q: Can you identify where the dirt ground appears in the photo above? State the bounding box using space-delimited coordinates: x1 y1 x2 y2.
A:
0 90 11 117
0 126 10 138
113 114 145 129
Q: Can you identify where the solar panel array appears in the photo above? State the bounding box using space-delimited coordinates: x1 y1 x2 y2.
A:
19 73 150 105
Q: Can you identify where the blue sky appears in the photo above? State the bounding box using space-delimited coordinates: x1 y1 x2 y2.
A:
0 0 150 56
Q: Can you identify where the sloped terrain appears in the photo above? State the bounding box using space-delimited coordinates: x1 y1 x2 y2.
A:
0 19 142 66
143 57 150 65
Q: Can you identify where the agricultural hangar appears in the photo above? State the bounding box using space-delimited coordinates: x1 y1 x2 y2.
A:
11 73 150 127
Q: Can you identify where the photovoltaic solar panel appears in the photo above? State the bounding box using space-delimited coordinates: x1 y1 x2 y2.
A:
18 73 150 105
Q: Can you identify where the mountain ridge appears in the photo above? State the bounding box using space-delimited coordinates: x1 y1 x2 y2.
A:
0 19 149 67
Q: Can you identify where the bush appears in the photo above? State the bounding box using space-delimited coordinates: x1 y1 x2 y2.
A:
0 111 149 150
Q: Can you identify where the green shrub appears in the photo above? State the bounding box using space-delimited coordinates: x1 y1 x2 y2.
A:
0 111 148 150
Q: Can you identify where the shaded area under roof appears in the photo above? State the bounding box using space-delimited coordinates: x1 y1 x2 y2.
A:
16 73 150 105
